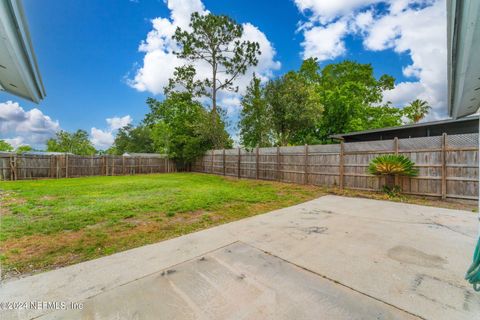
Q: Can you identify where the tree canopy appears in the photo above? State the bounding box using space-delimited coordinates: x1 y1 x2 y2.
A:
16 145 33 153
403 99 431 123
46 130 96 155
0 140 13 152
318 60 396 140
145 93 231 165
239 74 272 148
239 59 409 146
170 12 260 114
108 124 155 155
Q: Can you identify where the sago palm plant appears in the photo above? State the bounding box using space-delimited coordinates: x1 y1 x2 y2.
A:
368 154 418 193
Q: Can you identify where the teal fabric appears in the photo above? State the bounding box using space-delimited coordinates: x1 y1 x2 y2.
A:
466 236 480 291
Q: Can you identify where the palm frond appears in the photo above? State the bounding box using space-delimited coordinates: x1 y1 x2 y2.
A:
368 154 418 177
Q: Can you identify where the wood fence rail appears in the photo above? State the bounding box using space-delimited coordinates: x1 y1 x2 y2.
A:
192 133 479 200
0 155 176 180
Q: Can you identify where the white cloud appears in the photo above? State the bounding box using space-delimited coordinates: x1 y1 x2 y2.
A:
90 128 115 150
90 115 132 150
0 101 60 147
294 0 381 24
295 0 448 119
128 0 280 113
4 137 25 148
106 115 133 130
301 20 348 61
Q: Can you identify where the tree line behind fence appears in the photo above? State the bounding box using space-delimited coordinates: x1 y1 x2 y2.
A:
0 155 177 180
192 133 479 200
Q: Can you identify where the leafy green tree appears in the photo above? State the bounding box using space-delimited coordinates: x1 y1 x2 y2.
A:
0 140 13 152
239 74 272 148
171 12 261 114
265 70 323 146
348 104 404 132
16 145 32 153
239 59 323 147
46 130 96 155
318 60 396 141
110 125 155 155
403 99 431 123
239 59 403 146
145 93 231 165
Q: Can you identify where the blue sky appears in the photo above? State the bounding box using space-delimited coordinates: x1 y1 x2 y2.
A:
0 0 447 149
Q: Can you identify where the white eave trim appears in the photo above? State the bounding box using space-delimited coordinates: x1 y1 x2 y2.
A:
0 0 45 103
447 0 480 119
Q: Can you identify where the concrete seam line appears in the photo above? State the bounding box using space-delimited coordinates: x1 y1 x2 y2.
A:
30 241 243 320
241 241 426 320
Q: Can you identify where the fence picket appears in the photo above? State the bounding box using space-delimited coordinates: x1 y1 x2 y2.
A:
192 133 479 200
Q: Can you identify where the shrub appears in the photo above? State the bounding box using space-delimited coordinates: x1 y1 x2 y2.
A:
368 154 418 193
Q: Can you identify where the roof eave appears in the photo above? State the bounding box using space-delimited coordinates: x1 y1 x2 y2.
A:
0 0 45 103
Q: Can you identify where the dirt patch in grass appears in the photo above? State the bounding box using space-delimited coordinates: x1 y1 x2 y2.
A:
0 191 26 216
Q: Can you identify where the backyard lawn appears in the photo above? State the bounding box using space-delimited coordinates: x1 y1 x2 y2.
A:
0 173 329 278
0 172 475 278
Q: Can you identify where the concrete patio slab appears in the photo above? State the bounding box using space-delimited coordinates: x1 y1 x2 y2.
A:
1 195 479 320
39 242 418 320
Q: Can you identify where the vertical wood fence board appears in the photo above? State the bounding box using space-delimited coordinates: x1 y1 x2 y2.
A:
191 133 479 200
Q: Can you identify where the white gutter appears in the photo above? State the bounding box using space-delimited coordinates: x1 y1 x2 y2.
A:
0 0 45 103
447 0 480 119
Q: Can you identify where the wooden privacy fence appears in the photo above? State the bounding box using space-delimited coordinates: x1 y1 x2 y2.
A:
193 133 479 200
0 154 177 180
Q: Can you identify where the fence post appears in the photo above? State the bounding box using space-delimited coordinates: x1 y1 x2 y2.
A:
394 137 399 186
122 156 125 175
441 133 447 199
112 156 115 176
237 147 241 178
339 140 344 189
89 154 93 176
304 144 309 185
276 146 281 181
65 154 69 178
211 151 214 174
223 149 226 176
256 147 259 180
9 155 16 180
50 155 55 178
9 155 12 180
56 155 60 178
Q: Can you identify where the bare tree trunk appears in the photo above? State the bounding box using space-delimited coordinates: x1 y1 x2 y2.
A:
385 175 395 190
212 57 217 114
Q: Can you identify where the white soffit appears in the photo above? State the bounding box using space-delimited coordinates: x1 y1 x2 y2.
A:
0 0 45 103
448 0 480 118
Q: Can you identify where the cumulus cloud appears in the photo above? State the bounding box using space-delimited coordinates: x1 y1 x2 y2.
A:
0 101 60 148
106 115 133 131
295 0 381 24
128 0 280 112
4 137 25 148
295 0 448 119
90 115 132 150
301 20 348 61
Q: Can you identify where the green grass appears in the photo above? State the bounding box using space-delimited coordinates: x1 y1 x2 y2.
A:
1 172 474 278
0 173 326 277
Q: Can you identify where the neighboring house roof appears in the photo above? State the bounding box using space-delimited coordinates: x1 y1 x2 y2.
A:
330 115 479 142
123 153 166 157
0 0 45 103
447 0 480 118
